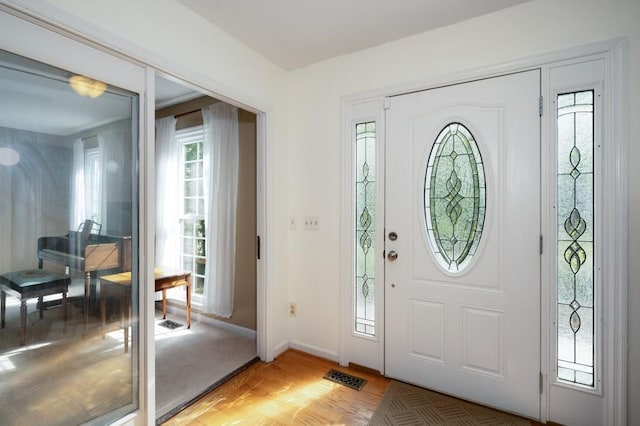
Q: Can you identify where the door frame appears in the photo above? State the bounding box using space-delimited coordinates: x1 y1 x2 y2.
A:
340 38 627 424
0 2 275 424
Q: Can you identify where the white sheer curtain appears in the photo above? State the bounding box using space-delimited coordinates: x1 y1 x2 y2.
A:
0 128 64 270
70 138 86 229
98 130 126 233
202 103 239 317
155 116 179 269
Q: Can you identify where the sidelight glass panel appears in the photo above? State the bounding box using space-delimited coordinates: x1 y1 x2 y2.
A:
355 121 376 336
0 49 138 424
556 90 595 387
424 123 486 273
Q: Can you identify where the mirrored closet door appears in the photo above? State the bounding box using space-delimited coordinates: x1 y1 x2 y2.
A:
0 9 146 424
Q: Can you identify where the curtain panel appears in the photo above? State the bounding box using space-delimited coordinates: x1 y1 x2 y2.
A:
70 138 86 229
155 116 179 269
202 103 239 317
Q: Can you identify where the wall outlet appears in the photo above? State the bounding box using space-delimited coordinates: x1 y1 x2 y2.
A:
289 302 297 317
303 216 319 231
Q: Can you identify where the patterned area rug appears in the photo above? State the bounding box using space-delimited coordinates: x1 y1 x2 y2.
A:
369 381 530 425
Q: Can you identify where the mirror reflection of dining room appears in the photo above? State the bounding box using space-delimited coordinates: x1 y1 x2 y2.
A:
0 48 258 425
0 48 138 426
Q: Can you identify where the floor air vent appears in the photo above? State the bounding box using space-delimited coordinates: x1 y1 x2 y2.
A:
158 320 183 330
323 369 367 391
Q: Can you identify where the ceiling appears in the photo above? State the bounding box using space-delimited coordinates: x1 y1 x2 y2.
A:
178 0 531 70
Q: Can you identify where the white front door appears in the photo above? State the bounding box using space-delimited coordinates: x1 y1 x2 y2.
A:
384 70 541 419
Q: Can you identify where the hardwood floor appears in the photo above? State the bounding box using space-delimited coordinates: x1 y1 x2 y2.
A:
163 349 554 425
163 349 389 425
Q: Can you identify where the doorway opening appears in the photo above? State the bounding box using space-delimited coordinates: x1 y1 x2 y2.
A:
153 74 259 420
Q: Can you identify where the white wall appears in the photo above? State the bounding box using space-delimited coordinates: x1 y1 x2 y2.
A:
286 0 639 422
12 0 292 355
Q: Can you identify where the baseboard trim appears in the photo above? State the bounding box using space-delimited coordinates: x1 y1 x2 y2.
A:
273 340 290 358
162 303 256 340
289 340 339 363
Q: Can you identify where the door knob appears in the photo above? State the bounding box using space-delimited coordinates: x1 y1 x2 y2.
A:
387 250 398 261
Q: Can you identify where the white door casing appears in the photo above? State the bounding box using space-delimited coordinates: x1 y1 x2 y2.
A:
384 70 541 419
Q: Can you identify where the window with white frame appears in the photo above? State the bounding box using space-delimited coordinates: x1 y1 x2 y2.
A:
177 126 206 297
85 145 101 223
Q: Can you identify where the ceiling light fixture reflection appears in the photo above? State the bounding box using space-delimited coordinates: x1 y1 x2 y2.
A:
69 75 107 98
0 147 20 166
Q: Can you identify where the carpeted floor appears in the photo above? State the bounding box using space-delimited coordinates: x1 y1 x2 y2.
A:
154 312 257 420
369 380 531 425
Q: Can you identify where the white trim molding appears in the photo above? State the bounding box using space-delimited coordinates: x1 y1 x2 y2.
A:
604 38 628 426
164 304 258 340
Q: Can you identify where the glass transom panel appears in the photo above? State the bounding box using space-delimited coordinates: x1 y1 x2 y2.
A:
424 122 486 273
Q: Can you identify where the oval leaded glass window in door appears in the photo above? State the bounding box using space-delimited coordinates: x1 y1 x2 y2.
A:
424 122 486 273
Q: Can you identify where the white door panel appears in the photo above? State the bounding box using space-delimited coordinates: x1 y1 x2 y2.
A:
385 70 541 419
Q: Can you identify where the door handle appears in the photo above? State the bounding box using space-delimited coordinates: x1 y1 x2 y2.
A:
387 250 398 261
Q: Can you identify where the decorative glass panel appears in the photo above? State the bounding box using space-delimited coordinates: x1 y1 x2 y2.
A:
424 123 486 273
556 90 595 387
355 121 376 336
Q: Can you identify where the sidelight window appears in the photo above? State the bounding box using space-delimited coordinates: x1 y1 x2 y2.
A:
355 121 376 336
556 90 596 387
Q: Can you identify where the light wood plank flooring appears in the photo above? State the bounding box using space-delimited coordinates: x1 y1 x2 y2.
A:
163 349 389 425
163 349 553 425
